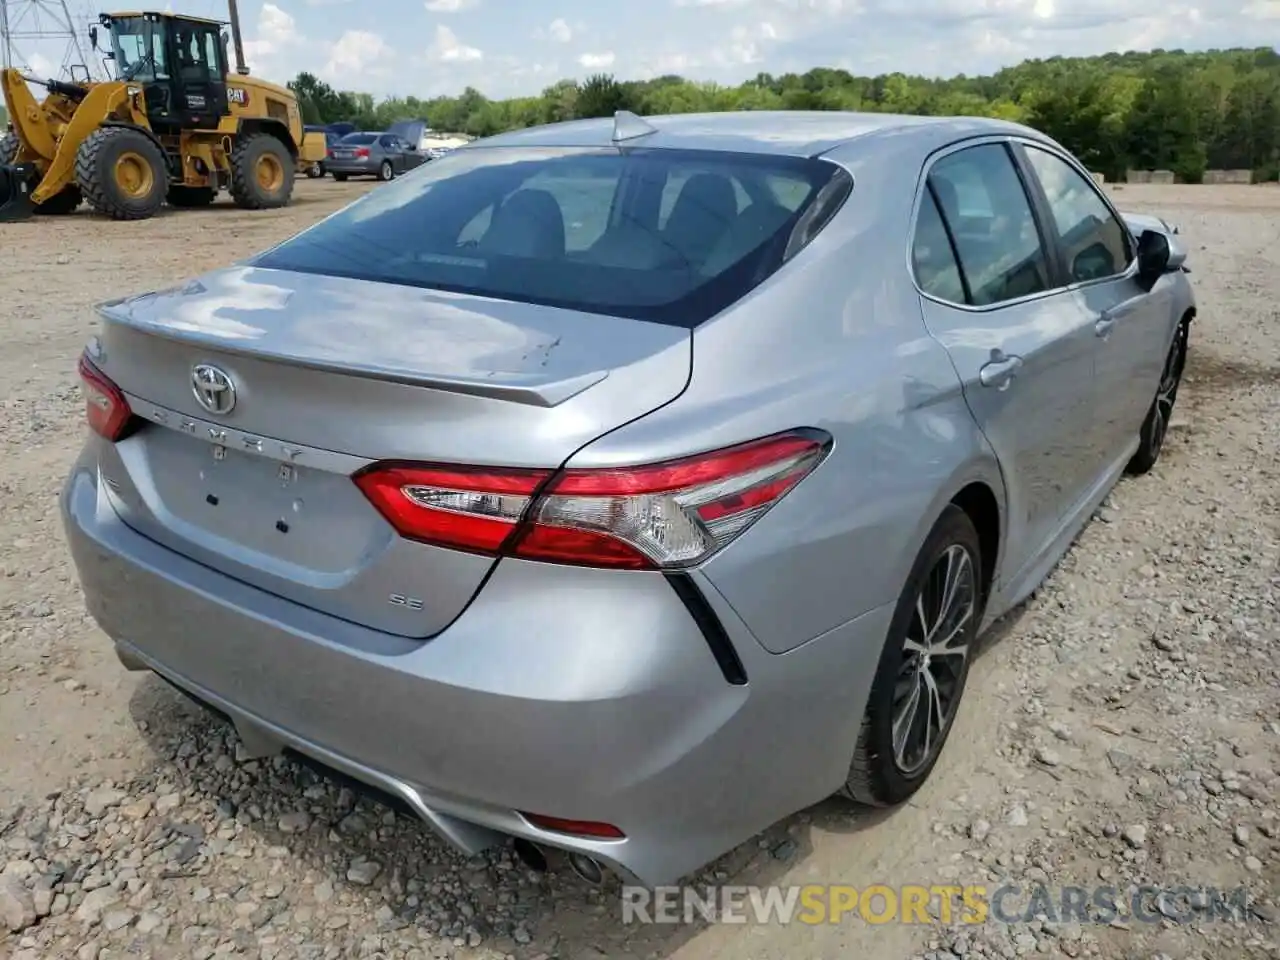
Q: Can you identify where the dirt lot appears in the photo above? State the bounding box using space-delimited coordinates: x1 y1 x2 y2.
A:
1 181 1278 960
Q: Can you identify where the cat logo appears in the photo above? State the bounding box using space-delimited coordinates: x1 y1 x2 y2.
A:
227 87 248 105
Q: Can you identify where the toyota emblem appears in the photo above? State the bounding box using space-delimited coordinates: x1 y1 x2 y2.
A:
191 364 237 415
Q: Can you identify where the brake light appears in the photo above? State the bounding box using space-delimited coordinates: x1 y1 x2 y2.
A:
354 147 370 158
77 353 133 441
353 431 829 569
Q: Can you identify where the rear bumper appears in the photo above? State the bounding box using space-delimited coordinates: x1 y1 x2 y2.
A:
62 447 892 885
324 160 380 176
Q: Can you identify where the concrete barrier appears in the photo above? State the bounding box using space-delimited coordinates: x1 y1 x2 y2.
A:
1091 172 1106 184
1126 169 1176 184
1204 169 1254 184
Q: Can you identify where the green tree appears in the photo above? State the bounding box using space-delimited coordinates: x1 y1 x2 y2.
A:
283 46 1280 182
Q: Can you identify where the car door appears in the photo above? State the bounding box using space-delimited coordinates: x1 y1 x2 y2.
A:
402 141 426 171
1016 143 1172 463
377 136 400 172
913 140 1099 588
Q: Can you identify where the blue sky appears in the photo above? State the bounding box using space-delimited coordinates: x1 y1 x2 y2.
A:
13 0 1280 100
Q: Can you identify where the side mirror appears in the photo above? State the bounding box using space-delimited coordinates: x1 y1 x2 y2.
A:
1135 229 1170 292
89 26 98 51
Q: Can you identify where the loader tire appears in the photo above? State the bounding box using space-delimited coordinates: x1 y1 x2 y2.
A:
75 127 167 221
0 134 18 166
228 133 294 210
167 185 217 208
34 186 82 215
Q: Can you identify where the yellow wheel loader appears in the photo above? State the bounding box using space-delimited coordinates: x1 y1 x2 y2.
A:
0 5 327 222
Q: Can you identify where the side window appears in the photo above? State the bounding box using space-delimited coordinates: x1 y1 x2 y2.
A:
911 189 966 304
929 144 1052 307
1023 146 1133 283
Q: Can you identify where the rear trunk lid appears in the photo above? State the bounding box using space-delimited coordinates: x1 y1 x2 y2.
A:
91 265 691 638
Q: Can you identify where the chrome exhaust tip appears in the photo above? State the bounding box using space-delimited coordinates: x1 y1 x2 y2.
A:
512 837 548 873
567 852 606 886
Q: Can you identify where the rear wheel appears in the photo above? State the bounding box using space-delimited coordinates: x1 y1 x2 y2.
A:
304 162 324 179
34 185 82 215
75 126 167 221
167 185 217 208
841 505 983 807
1125 318 1189 476
228 133 294 209
378 160 394 181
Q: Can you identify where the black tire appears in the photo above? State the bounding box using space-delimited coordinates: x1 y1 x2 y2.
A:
332 172 348 182
75 126 167 221
841 504 984 807
1125 318 1189 476
167 185 217 208
0 133 18 166
304 162 323 179
34 185 82 215
378 160 394 181
228 133 294 210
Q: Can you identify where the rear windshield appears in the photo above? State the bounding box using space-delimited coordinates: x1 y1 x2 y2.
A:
252 145 851 326
340 133 377 145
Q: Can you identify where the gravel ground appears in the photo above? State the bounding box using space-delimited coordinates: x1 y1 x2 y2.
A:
1 182 1278 960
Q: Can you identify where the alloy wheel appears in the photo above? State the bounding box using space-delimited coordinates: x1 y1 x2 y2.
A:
892 543 976 776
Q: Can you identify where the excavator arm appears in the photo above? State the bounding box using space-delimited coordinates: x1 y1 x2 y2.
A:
2 68 59 162
30 81 136 203
0 69 146 207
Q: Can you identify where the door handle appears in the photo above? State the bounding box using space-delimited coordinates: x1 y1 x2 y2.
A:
979 353 1023 390
1095 313 1116 337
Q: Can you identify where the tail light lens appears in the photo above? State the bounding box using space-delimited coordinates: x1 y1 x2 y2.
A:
355 147 370 158
77 353 133 441
354 431 829 570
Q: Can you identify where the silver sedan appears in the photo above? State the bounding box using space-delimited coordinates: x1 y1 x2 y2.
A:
62 109 1194 888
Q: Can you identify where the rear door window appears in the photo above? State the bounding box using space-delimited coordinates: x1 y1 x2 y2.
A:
912 188 966 304
253 146 852 327
928 143 1053 307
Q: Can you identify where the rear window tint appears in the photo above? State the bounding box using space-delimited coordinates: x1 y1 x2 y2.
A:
253 145 850 326
340 134 377 145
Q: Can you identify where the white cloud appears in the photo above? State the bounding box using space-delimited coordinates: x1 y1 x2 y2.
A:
240 3 307 80
548 18 574 42
578 51 616 68
430 24 483 62
1241 0 1279 17
424 0 479 10
323 30 393 79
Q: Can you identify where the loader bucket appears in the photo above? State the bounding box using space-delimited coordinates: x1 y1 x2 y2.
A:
0 162 39 222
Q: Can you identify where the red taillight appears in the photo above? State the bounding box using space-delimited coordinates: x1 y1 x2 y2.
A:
353 431 829 569
326 149 334 158
353 463 550 556
354 147 370 158
522 813 625 840
77 353 133 441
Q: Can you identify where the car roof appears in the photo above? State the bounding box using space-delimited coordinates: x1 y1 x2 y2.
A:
472 111 1045 158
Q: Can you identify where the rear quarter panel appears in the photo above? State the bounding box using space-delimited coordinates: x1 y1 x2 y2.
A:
564 129 1007 654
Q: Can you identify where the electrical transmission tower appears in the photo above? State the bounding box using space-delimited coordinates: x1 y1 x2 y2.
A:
1 0 90 78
